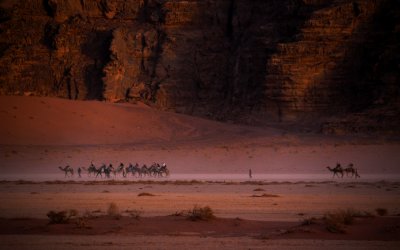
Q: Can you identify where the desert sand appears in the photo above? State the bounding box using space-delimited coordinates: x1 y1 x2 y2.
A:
0 96 400 249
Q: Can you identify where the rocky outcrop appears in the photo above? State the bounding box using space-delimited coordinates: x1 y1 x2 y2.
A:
265 0 400 121
0 0 399 132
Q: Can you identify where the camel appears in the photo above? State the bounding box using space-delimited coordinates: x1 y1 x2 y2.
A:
343 163 360 178
59 165 74 177
82 162 97 177
326 163 343 178
149 163 160 177
76 161 170 179
95 164 113 178
158 164 170 177
126 163 140 177
112 163 125 177
140 164 149 177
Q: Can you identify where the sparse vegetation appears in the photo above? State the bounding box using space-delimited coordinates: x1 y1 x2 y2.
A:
187 205 216 221
375 208 388 216
323 209 359 233
47 209 78 224
300 209 375 233
107 202 120 218
75 217 91 229
301 217 317 226
251 193 280 198
124 209 142 219
253 188 265 191
138 192 155 197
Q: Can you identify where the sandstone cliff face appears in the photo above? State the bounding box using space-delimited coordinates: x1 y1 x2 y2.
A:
0 0 399 132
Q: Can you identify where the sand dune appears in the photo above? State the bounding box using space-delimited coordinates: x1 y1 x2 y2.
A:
0 96 263 146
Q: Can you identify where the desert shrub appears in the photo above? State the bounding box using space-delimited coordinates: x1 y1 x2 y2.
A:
253 188 265 191
47 209 78 224
188 205 215 221
47 211 68 224
75 217 91 229
69 209 79 217
301 217 318 226
138 192 155 197
251 193 280 198
323 209 358 233
125 209 142 219
107 203 120 218
171 210 187 217
375 208 388 216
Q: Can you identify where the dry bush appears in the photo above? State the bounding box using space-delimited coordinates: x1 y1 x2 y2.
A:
323 209 359 233
138 192 155 197
171 210 187 217
124 209 142 219
107 203 120 218
188 205 215 221
75 217 91 229
301 217 318 226
47 209 78 224
251 193 280 198
375 208 388 216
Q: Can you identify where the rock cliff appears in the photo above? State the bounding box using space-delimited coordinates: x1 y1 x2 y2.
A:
0 0 399 133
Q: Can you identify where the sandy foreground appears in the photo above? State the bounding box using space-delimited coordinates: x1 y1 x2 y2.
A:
0 96 400 249
0 180 400 250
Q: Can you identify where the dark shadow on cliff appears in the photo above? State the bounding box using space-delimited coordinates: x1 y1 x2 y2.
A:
307 0 400 134
81 30 113 100
328 0 400 113
153 0 329 122
220 0 328 122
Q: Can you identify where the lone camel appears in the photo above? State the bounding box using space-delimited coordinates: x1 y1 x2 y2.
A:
59 165 74 177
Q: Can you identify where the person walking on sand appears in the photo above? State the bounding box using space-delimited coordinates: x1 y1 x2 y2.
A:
78 167 82 178
249 169 252 179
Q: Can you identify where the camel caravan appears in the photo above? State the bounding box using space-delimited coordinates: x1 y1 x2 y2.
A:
326 163 360 178
59 162 170 179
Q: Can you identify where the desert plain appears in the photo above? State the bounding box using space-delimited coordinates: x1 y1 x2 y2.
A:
0 96 400 249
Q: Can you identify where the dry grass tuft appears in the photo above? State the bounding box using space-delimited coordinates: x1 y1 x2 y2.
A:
47 209 78 224
187 205 216 221
301 209 374 233
323 209 360 233
107 203 120 218
75 217 91 229
301 217 318 226
251 193 280 198
375 208 388 216
138 192 155 197
124 209 142 219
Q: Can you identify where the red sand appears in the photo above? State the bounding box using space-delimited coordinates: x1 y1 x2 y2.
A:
1 96 400 249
